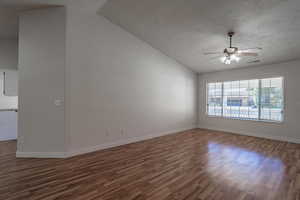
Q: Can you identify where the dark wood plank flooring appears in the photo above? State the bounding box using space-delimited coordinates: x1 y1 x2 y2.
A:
1 129 300 200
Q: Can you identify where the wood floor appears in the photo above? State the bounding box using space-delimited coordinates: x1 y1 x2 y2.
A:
1 129 300 200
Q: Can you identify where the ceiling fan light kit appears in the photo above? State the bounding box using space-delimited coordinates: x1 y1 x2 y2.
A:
204 31 262 65
221 54 241 65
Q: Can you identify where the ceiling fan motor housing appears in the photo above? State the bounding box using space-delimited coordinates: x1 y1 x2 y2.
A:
224 47 238 55
228 31 235 37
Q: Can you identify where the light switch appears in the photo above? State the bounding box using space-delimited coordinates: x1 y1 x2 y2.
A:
54 99 63 106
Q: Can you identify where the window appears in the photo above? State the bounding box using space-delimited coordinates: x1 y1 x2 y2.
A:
207 77 284 122
207 82 222 116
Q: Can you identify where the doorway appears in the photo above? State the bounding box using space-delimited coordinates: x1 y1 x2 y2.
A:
0 71 18 141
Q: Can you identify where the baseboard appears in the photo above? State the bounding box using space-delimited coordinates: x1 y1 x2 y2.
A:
16 151 68 158
15 126 196 158
198 125 300 144
0 138 17 142
68 126 197 157
0 137 17 142
14 126 299 158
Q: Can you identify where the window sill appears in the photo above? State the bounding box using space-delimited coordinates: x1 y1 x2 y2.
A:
205 114 284 124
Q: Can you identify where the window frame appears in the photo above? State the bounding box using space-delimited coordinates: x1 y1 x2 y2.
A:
206 76 285 123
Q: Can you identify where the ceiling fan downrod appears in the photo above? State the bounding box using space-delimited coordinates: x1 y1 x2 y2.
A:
228 31 234 48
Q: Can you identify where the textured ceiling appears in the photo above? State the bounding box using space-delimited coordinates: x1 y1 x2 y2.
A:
0 7 19 39
100 0 300 72
1 0 300 72
0 0 66 39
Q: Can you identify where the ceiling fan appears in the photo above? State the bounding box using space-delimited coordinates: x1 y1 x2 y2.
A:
204 32 262 65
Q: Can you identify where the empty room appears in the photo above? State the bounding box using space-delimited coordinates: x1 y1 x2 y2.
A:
0 0 300 199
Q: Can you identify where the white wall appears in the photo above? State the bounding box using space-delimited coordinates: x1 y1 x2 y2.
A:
65 1 198 155
198 60 300 143
0 39 18 70
0 111 17 141
17 7 66 156
16 2 197 157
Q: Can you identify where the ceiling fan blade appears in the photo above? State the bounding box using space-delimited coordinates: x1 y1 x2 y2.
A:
238 47 262 52
247 60 261 63
238 52 259 57
203 52 223 55
209 55 223 60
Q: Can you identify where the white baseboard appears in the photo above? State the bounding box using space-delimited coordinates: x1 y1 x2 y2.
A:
16 126 197 158
0 137 17 141
16 151 68 158
0 138 17 142
67 126 197 157
16 126 299 158
198 125 300 144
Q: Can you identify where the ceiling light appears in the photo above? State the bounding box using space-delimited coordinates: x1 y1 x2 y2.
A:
224 58 231 65
231 54 240 62
221 56 227 63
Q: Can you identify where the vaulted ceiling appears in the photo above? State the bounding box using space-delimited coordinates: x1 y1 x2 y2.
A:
100 0 300 72
0 7 19 39
1 0 300 73
0 0 66 39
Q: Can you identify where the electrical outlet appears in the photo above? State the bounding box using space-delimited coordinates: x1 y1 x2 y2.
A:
121 129 125 136
105 129 109 137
